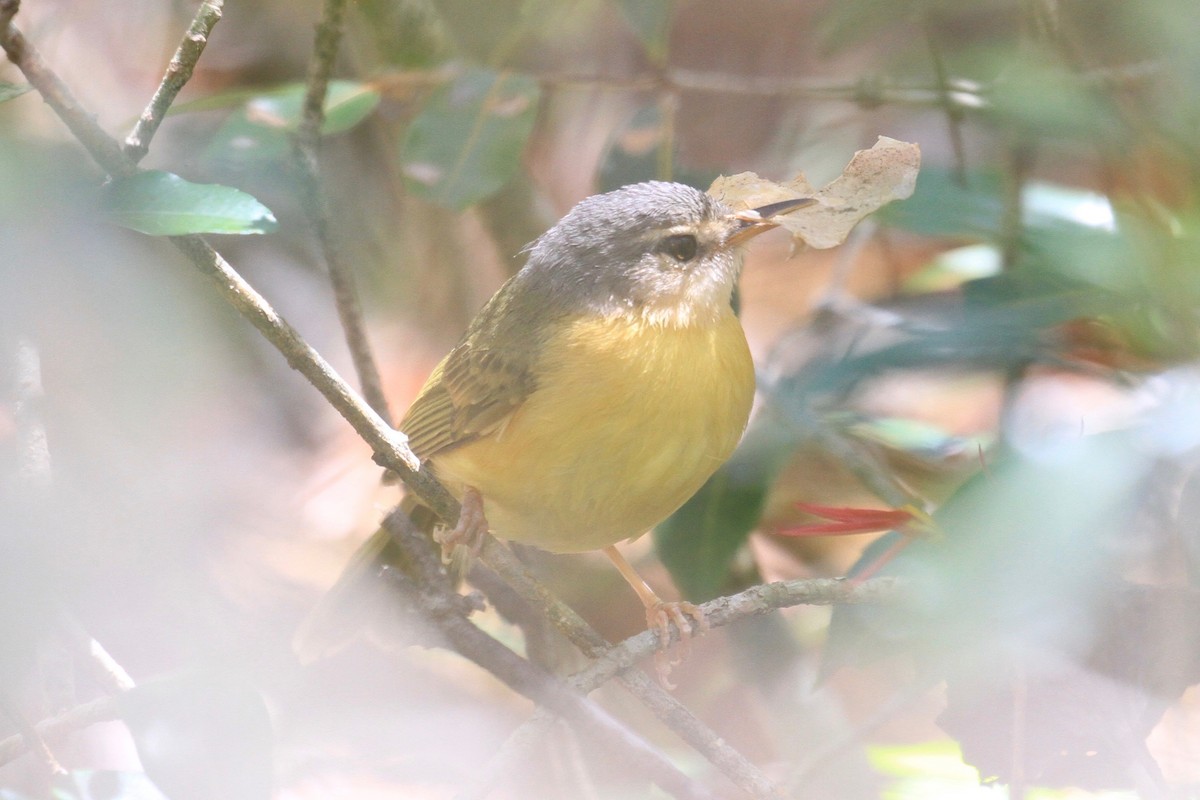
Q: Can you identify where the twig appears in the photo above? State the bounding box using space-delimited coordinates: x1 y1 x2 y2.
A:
0 695 66 774
479 540 787 800
123 0 224 162
4 6 418 495
922 13 968 184
167 236 430 490
58 614 136 695
294 0 393 423
381 510 715 800
570 577 903 695
0 696 119 768
0 3 133 177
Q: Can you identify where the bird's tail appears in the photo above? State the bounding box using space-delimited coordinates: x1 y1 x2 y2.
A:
292 496 441 664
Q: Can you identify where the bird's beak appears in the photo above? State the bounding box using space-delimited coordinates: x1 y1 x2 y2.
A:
726 196 816 246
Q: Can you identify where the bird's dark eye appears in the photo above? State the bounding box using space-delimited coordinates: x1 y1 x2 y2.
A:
661 233 699 262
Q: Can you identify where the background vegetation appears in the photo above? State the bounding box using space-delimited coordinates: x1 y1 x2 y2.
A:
2 0 1199 797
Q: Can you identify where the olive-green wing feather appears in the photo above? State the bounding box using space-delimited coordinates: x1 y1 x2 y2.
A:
400 340 538 459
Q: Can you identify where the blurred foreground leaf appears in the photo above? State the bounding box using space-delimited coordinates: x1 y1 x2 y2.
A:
101 170 278 236
41 771 169 800
0 82 31 103
399 67 540 210
824 432 1152 675
120 673 273 800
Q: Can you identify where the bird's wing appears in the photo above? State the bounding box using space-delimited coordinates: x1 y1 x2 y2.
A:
400 340 538 459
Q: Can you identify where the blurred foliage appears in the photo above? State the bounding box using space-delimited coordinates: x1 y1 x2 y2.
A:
4 0 1200 797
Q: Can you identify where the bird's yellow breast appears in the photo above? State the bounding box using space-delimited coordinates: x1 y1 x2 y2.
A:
429 308 755 552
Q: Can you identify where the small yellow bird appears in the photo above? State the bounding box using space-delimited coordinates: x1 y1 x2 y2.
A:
299 181 810 657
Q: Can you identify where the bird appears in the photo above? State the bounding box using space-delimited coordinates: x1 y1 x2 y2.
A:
297 181 812 662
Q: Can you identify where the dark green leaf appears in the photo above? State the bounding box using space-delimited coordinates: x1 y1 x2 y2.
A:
612 0 673 63
101 170 278 236
655 415 803 600
877 167 1004 238
0 82 32 104
399 67 540 210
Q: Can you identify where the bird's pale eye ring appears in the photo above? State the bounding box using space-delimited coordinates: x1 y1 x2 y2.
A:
661 233 699 262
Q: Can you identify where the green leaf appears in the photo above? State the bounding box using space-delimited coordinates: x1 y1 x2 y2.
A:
101 170 278 236
0 82 32 103
612 0 673 63
399 67 540 210
201 81 381 164
877 167 1004 238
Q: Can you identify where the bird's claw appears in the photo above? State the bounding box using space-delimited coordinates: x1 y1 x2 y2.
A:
647 601 708 688
434 485 488 560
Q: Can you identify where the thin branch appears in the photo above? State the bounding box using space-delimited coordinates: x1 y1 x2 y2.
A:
0 695 67 775
294 0 393 424
123 0 224 162
381 510 715 800
477 538 792 800
0 696 119 768
167 236 429 488
922 13 968 184
570 577 903 696
58 614 136 695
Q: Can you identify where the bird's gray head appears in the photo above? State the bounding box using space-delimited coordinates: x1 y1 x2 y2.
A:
520 181 790 326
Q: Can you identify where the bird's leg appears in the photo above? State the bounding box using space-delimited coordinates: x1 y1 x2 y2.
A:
604 545 708 685
434 485 488 560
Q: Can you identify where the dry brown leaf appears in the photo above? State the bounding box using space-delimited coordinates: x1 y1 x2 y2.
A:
709 136 921 249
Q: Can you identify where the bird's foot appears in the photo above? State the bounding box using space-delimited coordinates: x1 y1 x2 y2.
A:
647 600 709 688
434 485 488 561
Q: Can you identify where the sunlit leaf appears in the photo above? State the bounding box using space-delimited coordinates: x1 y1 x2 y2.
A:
202 81 381 164
846 416 985 459
399 67 540 210
0 82 32 103
903 243 1003 293
867 740 976 779
101 170 278 236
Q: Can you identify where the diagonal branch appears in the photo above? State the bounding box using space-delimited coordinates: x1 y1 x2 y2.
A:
294 0 393 423
124 0 224 162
